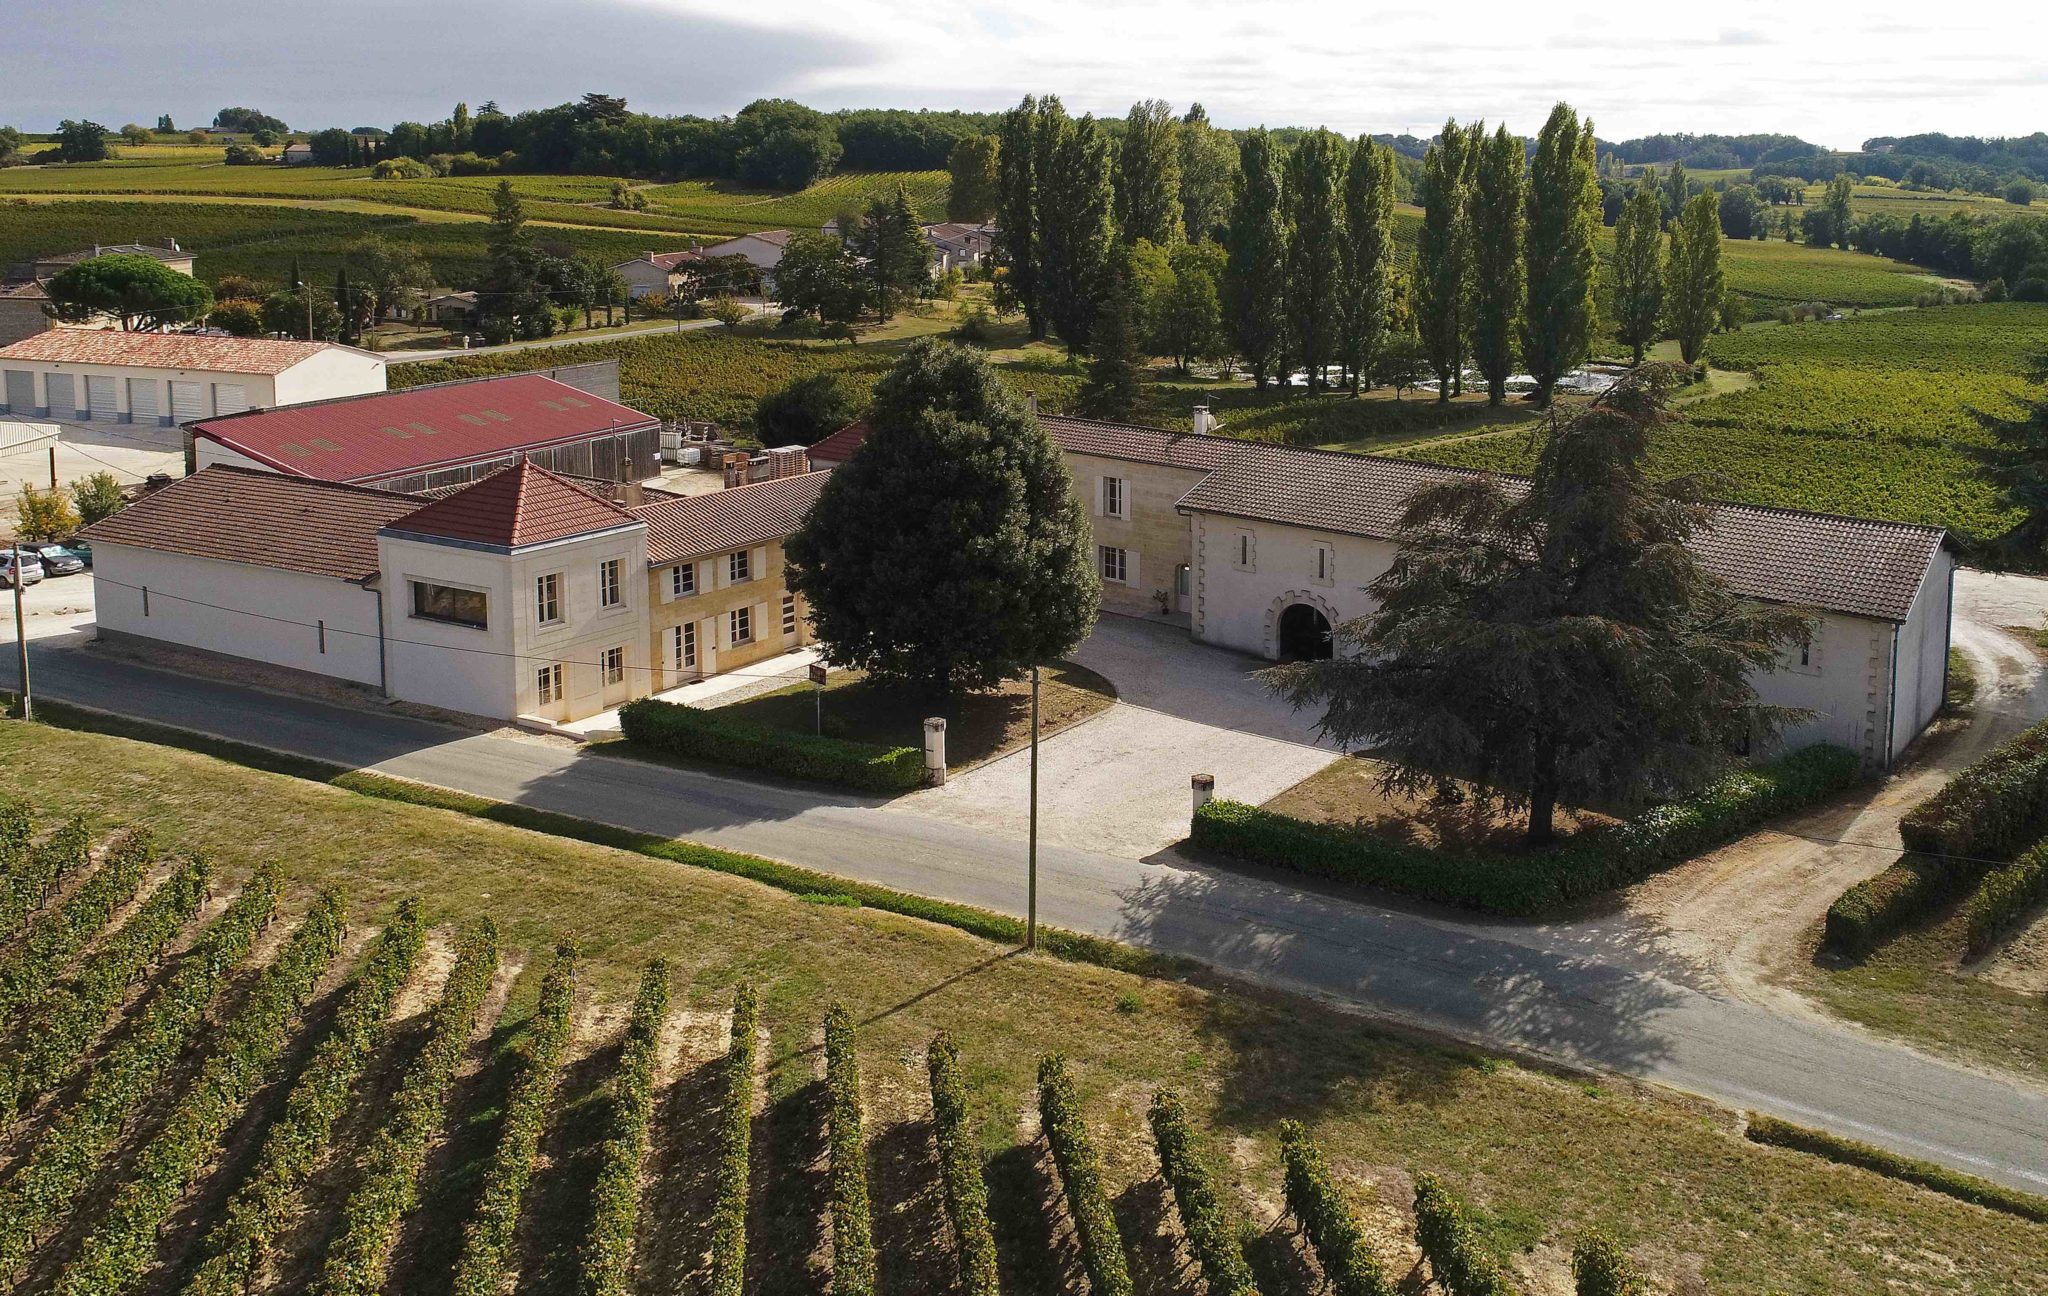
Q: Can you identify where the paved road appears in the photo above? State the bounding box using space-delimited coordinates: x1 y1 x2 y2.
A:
18 638 2048 1192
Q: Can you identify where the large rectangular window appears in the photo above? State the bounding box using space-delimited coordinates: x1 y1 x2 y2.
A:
599 558 622 608
602 646 625 685
1101 476 1127 519
535 572 561 625
728 550 752 584
672 622 697 670
536 662 563 705
781 592 798 636
671 563 696 598
1099 545 1128 585
410 580 488 630
730 605 753 644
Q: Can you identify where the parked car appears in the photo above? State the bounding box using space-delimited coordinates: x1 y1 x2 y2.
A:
62 539 92 568
0 552 45 588
17 542 85 576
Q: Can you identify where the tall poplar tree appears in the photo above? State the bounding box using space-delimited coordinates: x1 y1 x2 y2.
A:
1415 120 1474 402
1522 103 1601 406
1340 134 1397 392
1468 124 1525 406
1036 110 1117 352
1223 129 1290 389
1283 129 1348 392
1115 100 1183 247
993 96 1044 337
1664 190 1725 364
1178 104 1239 243
947 134 1001 222
1612 180 1666 366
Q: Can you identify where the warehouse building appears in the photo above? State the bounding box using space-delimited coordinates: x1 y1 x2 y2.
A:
0 331 387 426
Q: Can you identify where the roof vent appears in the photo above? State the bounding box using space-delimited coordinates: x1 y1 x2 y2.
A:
280 442 312 457
539 399 565 412
378 424 412 438
409 422 438 436
482 409 512 422
457 413 488 426
309 437 343 451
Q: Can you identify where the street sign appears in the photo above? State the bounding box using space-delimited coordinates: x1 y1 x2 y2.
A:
808 663 828 687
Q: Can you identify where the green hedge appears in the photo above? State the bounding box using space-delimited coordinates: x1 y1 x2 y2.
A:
1899 718 2048 860
1193 745 1861 915
618 698 926 794
1823 856 1962 958
1278 1120 1393 1296
0 854 210 1124
825 1004 876 1296
55 892 351 1296
1745 1112 2048 1223
1569 1228 1645 1296
1965 840 2048 959
1412 1173 1515 1296
189 900 427 1296
1037 1055 1132 1296
707 984 760 1296
314 919 500 1296
0 826 151 1020
583 960 671 1296
926 1032 999 1296
1149 1091 1257 1296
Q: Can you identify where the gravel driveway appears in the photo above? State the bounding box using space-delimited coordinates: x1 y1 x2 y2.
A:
888 615 1334 858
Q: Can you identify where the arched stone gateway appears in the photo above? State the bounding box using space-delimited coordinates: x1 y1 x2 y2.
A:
1275 601 1334 662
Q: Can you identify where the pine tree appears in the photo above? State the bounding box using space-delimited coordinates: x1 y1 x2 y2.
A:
850 185 932 323
1612 181 1666 366
477 180 551 343
1177 104 1238 244
1468 125 1525 406
1115 100 1183 246
1664 190 1725 364
1340 135 1397 392
1415 120 1474 403
1283 129 1347 392
1522 103 1602 406
1036 110 1116 352
1223 129 1289 389
1081 244 1145 420
993 97 1044 337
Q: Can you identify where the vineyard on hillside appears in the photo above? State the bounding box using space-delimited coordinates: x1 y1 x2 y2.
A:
637 170 950 235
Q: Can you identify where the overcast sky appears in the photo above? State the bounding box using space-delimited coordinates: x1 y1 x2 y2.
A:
7 0 2040 147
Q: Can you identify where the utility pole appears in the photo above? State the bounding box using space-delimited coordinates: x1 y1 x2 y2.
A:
12 541 29 721
1027 663 1039 951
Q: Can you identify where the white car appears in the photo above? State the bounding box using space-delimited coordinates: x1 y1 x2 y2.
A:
0 552 45 588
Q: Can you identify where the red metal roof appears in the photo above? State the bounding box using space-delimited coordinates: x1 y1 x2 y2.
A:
189 374 656 484
384 458 640 550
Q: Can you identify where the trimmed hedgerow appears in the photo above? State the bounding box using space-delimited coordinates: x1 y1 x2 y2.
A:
0 826 152 1021
1192 745 1860 915
618 698 927 795
1149 1090 1257 1296
1899 718 2048 861
1412 1173 1515 1296
582 959 671 1296
448 939 580 1296
0 853 211 1122
1966 840 2048 958
1823 856 1957 957
186 899 428 1296
0 814 90 940
313 918 500 1296
1745 1111 2048 1223
1278 1119 1393 1296
0 865 278 1281
54 891 350 1296
926 1032 998 1296
1569 1228 1645 1296
825 1003 876 1296
1037 1054 1133 1296
708 984 760 1296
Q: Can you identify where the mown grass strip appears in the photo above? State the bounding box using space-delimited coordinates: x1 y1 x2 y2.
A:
0 826 152 1021
1744 1112 2048 1223
186 899 429 1296
1150 1090 1259 1296
54 891 352 1296
707 984 759 1296
1037 1054 1132 1296
0 853 211 1120
0 865 279 1281
447 939 579 1296
313 918 500 1296
825 1003 876 1296
1278 1119 1393 1296
26 703 1175 978
581 959 670 1296
926 1031 998 1296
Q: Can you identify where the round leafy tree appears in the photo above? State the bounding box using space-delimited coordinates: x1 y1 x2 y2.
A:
786 340 1100 694
45 254 213 331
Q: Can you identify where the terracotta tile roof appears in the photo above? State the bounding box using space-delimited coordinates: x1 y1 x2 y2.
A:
1041 415 1243 473
78 465 417 581
1176 446 1947 623
619 249 701 271
0 279 49 301
631 471 825 564
385 458 640 550
0 331 344 375
806 419 870 466
190 374 655 483
35 243 191 267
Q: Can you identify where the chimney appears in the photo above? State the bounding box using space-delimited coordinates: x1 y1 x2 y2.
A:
1191 405 1212 437
1025 390 1037 415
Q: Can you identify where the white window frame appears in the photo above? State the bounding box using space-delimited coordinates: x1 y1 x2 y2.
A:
672 622 697 670
535 572 562 626
1099 544 1128 585
1101 475 1127 520
602 646 625 685
728 550 752 584
729 605 753 645
599 558 622 608
781 591 798 636
536 662 563 705
670 563 696 598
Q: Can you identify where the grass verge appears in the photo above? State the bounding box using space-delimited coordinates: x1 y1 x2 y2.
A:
1745 1113 2048 1223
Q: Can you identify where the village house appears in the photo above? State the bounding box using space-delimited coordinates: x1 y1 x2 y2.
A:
612 250 700 301
0 331 386 426
0 240 200 344
922 222 995 272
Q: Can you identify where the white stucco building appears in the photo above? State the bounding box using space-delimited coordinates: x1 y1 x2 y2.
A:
0 332 386 427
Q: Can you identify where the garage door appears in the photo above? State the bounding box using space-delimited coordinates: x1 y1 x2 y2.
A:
1 370 30 415
170 381 208 424
213 382 248 415
45 373 77 419
127 378 159 424
85 375 117 422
